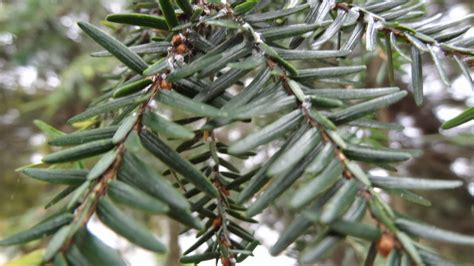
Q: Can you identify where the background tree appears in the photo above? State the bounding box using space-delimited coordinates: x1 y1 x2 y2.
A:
0 0 473 265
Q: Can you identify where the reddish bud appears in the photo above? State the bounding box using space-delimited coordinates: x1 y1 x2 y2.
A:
377 234 395 257
171 34 183 46
160 80 172 90
176 44 188 54
212 216 222 228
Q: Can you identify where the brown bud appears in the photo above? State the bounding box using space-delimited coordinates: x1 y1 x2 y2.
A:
176 43 188 54
221 257 230 266
343 170 353 179
212 216 222 228
377 233 395 257
171 34 183 46
160 79 172 90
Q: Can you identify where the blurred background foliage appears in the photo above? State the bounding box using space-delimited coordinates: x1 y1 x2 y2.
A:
0 1 121 260
0 0 473 264
0 0 119 217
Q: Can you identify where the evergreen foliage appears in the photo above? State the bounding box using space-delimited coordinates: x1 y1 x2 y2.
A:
2 0 474 265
